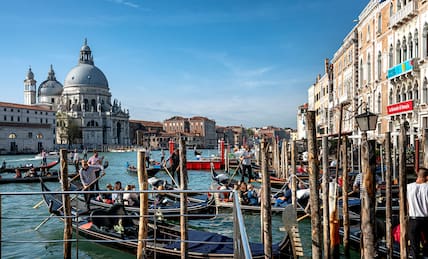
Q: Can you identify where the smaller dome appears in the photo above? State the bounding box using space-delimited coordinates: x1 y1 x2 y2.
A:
38 80 63 96
26 67 34 80
38 65 63 96
81 45 91 52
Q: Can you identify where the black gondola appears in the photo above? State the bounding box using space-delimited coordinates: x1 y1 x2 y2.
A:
0 159 59 173
126 165 160 177
40 179 295 258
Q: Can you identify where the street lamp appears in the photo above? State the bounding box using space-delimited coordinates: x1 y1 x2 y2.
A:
355 110 378 258
355 110 378 132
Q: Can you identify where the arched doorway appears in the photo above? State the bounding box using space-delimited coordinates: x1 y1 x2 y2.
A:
117 122 121 144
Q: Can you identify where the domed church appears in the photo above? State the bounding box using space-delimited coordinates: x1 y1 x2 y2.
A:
24 39 130 148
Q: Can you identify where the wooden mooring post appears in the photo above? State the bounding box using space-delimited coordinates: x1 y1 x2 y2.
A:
60 149 72 259
306 111 321 258
399 123 408 258
321 136 330 259
341 136 350 257
282 140 288 179
260 139 272 257
384 132 393 259
179 138 188 259
290 140 297 207
137 150 148 259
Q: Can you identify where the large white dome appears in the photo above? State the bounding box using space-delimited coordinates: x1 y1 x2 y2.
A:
64 63 108 89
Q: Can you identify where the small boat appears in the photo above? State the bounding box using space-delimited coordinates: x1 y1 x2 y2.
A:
126 165 160 177
40 180 294 258
34 151 60 160
0 159 60 174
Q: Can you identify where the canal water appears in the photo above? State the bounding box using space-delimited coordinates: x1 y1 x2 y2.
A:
0 150 355 258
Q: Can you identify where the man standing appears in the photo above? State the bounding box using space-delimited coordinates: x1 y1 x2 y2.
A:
170 149 180 186
240 146 254 183
79 160 99 210
72 149 80 173
407 167 428 259
88 150 104 190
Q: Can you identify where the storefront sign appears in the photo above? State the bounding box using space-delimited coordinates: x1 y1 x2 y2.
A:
387 100 413 115
387 60 414 79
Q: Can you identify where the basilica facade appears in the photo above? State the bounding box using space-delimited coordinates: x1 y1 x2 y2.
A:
24 39 130 149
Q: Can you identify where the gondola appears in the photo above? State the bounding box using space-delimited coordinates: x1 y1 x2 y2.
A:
0 159 60 173
0 170 61 184
126 165 161 177
40 180 294 258
339 223 401 258
68 177 216 220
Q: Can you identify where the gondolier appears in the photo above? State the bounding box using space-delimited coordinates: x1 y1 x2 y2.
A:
240 146 254 183
79 160 102 209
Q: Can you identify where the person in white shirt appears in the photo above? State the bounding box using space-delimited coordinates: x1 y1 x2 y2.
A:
240 146 254 183
407 167 428 258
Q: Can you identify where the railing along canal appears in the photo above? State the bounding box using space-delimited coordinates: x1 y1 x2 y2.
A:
0 188 257 258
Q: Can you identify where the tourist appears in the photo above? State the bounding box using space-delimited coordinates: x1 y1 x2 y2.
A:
273 183 292 207
246 184 259 205
112 181 123 203
240 146 254 183
82 147 88 160
26 167 37 178
407 167 428 258
123 184 139 207
97 183 113 204
14 168 22 178
72 149 80 173
238 182 249 205
145 147 151 167
41 149 47 166
79 160 98 210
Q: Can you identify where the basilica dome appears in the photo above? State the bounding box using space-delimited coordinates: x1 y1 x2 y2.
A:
64 64 108 88
63 39 109 89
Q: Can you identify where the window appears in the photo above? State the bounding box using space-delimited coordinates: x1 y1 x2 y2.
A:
377 51 382 80
389 44 394 67
8 133 16 139
377 13 382 34
17 116 20 122
40 118 42 123
360 59 364 87
396 86 401 102
28 132 32 139
396 41 402 63
26 117 29 123
377 92 381 113
414 82 419 100
423 78 428 103
389 3 393 17
36 133 43 139
409 33 413 58
389 88 393 104
403 37 407 61
367 53 371 82
423 24 428 57
10 116 13 122
415 29 419 58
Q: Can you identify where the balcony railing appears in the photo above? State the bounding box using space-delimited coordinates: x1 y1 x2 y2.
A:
389 1 418 29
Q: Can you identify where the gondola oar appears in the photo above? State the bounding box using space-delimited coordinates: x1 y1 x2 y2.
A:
34 172 105 230
33 173 81 209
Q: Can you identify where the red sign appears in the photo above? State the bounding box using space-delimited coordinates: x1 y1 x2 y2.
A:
387 100 413 115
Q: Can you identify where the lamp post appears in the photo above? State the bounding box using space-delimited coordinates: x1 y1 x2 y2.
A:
355 110 378 259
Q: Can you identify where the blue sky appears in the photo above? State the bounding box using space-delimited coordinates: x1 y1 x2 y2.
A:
0 0 367 128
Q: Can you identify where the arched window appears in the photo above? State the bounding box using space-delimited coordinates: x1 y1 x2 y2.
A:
402 85 407 101
360 59 364 88
423 78 428 103
8 133 16 139
415 29 419 58
403 37 407 61
396 40 401 64
377 92 381 113
91 99 96 112
389 88 393 104
389 44 394 67
84 99 89 112
397 0 401 10
423 24 428 57
396 86 401 103
409 33 413 58
367 53 371 82
377 13 382 34
389 3 393 17
36 133 43 139
408 84 413 100
377 51 382 80
414 81 419 100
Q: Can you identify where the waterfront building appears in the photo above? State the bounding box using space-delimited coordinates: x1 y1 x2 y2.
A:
0 102 55 154
163 116 217 148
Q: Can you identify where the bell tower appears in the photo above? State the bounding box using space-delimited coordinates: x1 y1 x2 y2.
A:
24 67 37 105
